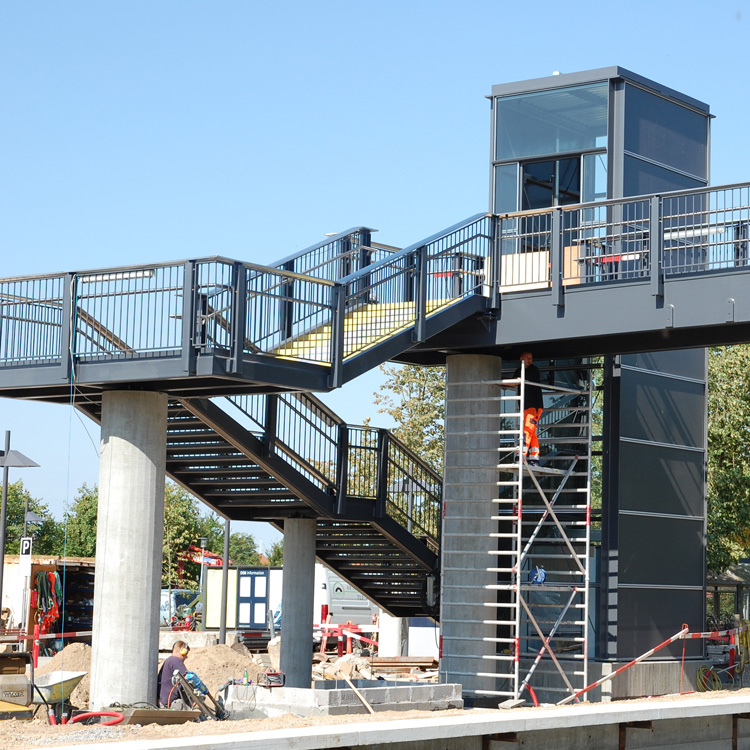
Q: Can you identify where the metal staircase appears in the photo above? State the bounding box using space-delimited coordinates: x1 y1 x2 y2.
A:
75 389 441 619
480 364 593 702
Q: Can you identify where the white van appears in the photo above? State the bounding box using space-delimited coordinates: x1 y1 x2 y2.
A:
313 566 377 627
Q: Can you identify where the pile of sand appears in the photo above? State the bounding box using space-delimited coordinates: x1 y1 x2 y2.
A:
33 641 259 709
180 643 257 693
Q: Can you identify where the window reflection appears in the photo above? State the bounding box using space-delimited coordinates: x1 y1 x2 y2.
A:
495 83 608 161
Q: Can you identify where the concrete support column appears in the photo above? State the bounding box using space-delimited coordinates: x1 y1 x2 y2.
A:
378 611 409 657
89 391 168 709
439 354 503 699
280 518 316 688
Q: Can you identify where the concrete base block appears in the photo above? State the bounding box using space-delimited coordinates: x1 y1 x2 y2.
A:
222 682 464 720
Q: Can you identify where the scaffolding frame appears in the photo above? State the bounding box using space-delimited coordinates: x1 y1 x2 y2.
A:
476 363 593 702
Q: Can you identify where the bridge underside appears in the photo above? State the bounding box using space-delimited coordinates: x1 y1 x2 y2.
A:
398 270 750 364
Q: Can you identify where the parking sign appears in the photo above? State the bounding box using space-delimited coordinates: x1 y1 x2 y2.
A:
20 537 32 578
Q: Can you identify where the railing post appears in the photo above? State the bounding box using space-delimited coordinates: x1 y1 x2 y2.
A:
489 216 502 310
357 229 372 298
229 262 247 373
279 260 295 341
60 273 75 381
181 260 197 375
413 245 428 344
374 429 389 519
329 284 346 388
451 251 463 298
650 195 664 298
264 394 278 456
338 235 352 281
336 424 349 515
551 208 564 307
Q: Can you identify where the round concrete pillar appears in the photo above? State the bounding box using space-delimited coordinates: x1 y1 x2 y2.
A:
89 390 168 709
279 518 316 688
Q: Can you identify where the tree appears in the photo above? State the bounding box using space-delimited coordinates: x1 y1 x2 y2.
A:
3 480 63 555
63 481 246 588
267 539 283 566
374 364 445 472
162 483 207 589
706 345 750 571
64 484 98 557
229 532 261 566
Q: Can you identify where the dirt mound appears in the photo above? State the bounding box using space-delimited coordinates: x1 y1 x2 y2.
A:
32 641 258 709
182 644 256 693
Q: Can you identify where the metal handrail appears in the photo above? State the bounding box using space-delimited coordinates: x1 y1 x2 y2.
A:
222 389 441 542
273 226 376 270
335 213 489 286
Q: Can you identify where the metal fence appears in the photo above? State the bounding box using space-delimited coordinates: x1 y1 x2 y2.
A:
6 182 750 373
337 214 492 360
273 227 395 284
496 181 750 291
0 274 65 365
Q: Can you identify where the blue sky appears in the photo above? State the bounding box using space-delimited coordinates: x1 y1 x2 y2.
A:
2 1 750 550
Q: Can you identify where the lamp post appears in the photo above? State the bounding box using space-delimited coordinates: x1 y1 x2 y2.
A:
198 537 207 632
0 431 39 627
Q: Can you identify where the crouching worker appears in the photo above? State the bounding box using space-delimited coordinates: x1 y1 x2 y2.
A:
158 640 190 708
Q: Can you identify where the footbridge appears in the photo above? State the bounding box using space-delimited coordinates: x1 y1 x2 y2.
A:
2 181 750 601
2 178 750 703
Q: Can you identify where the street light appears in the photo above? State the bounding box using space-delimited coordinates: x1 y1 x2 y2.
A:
198 537 207 592
0 431 39 627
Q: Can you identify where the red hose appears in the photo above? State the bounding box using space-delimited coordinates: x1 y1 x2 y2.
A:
527 685 539 708
68 711 124 726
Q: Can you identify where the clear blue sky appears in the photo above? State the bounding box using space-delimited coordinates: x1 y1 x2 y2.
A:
2 1 749 550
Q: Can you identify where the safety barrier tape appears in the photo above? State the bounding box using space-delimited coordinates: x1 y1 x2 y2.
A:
682 622 749 639
0 630 92 643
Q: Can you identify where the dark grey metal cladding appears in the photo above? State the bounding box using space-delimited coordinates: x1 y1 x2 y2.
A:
601 349 707 660
398 269 750 362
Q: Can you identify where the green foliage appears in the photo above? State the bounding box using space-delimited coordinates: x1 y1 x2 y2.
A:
706 345 750 572
267 539 283 566
64 483 98 557
374 364 445 472
3 480 63 555
62 481 257 587
162 483 208 589
229 532 261 566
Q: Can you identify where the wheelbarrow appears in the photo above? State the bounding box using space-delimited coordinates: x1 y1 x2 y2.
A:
32 670 87 722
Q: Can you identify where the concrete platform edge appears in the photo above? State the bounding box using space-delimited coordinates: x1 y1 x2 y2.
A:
44 693 750 750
